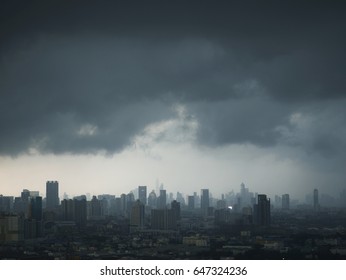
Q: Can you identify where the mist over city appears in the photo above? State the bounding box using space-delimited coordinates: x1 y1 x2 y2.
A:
1 0 346 259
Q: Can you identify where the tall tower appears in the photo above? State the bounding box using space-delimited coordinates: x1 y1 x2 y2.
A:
29 196 42 221
171 200 181 220
201 189 209 209
46 181 59 209
313 189 319 211
282 194 290 210
254 194 271 226
148 190 157 208
158 189 167 209
130 200 145 231
188 195 195 210
138 186 147 205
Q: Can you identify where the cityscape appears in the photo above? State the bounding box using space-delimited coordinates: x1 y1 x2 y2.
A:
1 181 346 259
1 0 346 264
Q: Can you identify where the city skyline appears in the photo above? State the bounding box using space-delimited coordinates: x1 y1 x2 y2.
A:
1 1 346 199
1 180 343 210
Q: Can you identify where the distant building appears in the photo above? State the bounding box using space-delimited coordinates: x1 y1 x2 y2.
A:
46 181 59 209
138 186 147 206
313 189 319 211
188 195 195 210
157 189 167 209
201 189 209 210
171 200 181 221
0 196 14 213
29 196 42 221
282 194 290 210
130 200 145 231
0 215 24 242
89 196 102 220
151 208 177 230
148 190 157 208
201 189 210 216
253 194 270 226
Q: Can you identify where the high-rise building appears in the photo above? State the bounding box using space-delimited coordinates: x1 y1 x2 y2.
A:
253 194 271 226
313 189 319 211
138 186 147 205
130 200 145 231
188 195 195 210
61 199 74 221
89 196 102 220
176 192 185 206
29 196 42 221
0 196 14 213
282 194 290 210
157 189 167 209
46 181 59 209
171 200 181 221
201 189 209 209
151 208 177 230
73 197 87 227
148 190 157 208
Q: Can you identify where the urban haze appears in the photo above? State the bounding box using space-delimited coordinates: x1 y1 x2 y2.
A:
1 0 346 259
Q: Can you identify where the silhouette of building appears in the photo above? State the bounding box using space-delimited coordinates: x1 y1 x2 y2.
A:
148 190 157 208
73 196 87 227
176 192 185 206
46 181 59 210
313 189 319 211
138 186 147 206
171 200 181 221
157 189 167 209
29 196 42 221
0 216 24 242
61 199 74 221
0 196 13 213
188 195 195 210
282 194 290 210
130 200 145 231
89 196 102 220
151 208 177 230
201 189 209 209
254 194 270 226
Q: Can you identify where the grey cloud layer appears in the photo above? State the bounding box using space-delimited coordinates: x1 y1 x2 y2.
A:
1 0 345 156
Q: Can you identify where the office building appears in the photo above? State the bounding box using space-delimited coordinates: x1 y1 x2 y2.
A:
254 194 270 226
188 195 195 210
130 200 145 231
313 189 319 211
148 190 157 208
46 181 59 209
201 189 210 210
171 200 181 221
157 189 167 209
282 194 290 210
138 186 147 205
151 208 177 230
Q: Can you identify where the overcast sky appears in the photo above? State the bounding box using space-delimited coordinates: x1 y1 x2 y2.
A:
1 0 345 200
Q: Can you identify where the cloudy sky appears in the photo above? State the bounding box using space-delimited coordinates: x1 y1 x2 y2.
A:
1 0 345 200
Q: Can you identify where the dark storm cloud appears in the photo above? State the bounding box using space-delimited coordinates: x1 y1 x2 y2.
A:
1 0 346 155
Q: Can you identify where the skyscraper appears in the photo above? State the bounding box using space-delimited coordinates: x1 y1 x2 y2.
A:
282 194 290 210
188 195 195 210
313 189 319 211
130 200 145 231
171 200 181 221
138 186 147 205
201 189 209 209
46 181 59 209
157 189 167 209
254 194 271 226
147 190 157 208
29 196 42 221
